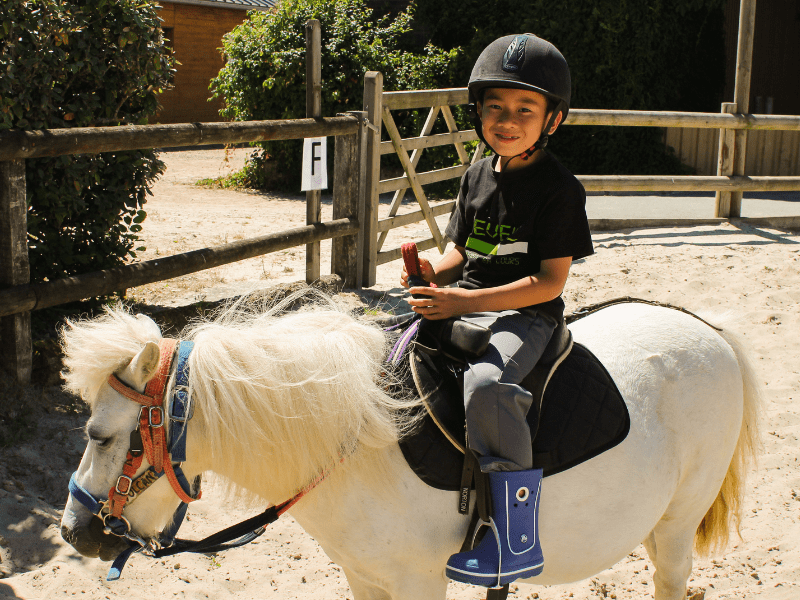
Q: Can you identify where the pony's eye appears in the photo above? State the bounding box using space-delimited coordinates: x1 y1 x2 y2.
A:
86 426 112 448
89 434 112 448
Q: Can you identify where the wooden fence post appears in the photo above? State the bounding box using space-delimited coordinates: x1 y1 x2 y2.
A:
362 72 383 288
332 111 366 289
730 0 757 217
305 19 322 283
0 160 32 384
715 102 737 217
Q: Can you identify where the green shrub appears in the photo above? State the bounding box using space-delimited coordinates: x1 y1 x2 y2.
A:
0 0 175 283
210 0 456 191
414 0 727 175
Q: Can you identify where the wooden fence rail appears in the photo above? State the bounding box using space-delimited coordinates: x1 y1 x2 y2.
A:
382 88 800 130
0 218 359 319
0 116 360 161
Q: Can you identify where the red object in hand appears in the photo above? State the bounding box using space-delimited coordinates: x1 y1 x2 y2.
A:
401 243 436 298
401 243 428 288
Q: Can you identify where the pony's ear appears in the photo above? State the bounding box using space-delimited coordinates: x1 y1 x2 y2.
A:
124 341 161 391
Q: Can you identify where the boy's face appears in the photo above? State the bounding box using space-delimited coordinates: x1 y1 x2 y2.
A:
477 87 561 159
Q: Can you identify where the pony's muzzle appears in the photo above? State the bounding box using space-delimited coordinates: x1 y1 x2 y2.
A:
61 516 130 561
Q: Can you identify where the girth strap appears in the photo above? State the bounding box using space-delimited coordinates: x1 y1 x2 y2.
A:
487 584 510 600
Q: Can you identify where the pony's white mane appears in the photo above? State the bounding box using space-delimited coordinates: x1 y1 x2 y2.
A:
61 291 421 504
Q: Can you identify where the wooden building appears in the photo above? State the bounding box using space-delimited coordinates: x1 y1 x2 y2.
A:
155 0 276 124
665 0 800 176
722 0 800 117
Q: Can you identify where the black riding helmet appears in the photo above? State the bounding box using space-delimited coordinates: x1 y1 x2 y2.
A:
469 34 571 158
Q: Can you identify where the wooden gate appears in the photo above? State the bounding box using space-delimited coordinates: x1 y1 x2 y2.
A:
360 76 486 287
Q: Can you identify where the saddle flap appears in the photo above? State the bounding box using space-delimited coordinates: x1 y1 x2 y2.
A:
410 350 466 453
399 340 630 490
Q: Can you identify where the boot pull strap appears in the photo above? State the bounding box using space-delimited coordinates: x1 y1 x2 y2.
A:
475 460 491 523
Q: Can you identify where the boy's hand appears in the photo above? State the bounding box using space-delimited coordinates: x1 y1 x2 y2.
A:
400 257 435 288
407 286 474 320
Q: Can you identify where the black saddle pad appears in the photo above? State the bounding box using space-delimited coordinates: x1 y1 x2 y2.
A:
399 342 630 490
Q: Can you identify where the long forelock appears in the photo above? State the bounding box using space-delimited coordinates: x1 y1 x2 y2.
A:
60 308 163 406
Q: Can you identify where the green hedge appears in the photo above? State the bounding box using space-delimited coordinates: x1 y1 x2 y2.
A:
414 0 727 175
210 0 456 191
0 0 175 284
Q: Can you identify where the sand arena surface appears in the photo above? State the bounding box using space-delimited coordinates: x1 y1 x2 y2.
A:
1 148 799 599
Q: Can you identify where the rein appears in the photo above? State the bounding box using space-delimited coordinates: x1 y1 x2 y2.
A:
68 337 338 581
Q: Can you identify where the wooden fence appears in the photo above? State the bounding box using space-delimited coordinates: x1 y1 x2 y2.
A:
0 113 370 384
4 0 800 383
361 78 800 286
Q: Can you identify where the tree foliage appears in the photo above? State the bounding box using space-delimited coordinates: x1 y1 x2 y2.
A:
210 0 456 190
0 0 175 283
414 0 727 175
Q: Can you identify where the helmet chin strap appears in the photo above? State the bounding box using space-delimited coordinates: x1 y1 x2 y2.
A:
518 109 560 161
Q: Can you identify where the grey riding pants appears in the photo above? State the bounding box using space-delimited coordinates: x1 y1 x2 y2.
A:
460 309 557 473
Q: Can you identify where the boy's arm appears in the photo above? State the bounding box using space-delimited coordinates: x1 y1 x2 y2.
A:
430 246 467 287
408 256 572 319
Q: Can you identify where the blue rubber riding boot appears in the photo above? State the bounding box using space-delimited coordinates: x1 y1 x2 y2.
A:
446 468 544 587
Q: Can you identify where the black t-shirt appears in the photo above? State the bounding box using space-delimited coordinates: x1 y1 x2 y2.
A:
444 152 594 321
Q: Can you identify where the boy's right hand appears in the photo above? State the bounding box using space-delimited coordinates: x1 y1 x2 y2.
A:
400 256 435 288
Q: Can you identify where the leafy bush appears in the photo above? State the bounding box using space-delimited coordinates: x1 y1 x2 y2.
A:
210 0 456 191
414 0 727 175
0 0 175 283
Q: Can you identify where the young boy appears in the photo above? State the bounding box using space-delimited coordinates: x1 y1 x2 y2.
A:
400 34 594 587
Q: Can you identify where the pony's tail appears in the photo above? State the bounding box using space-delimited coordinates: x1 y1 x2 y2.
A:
694 324 762 556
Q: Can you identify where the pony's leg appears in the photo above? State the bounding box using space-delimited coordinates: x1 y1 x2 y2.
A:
343 567 392 600
342 566 448 600
643 530 657 565
343 564 448 600
649 520 695 600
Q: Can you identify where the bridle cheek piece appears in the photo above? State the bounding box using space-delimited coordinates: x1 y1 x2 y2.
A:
102 339 200 533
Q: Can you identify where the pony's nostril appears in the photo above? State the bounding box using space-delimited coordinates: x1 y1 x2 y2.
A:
60 524 75 544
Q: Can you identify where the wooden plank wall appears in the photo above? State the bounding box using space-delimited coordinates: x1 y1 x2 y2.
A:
664 128 800 176
669 2 800 178
724 0 800 117
155 3 250 124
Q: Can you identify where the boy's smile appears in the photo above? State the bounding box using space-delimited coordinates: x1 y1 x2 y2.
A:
477 87 560 170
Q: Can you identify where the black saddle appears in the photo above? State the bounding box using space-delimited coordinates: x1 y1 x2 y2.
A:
379 313 630 492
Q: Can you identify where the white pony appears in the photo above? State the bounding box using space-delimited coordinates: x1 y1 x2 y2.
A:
59 292 760 600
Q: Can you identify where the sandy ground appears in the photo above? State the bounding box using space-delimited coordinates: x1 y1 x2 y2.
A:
1 148 799 599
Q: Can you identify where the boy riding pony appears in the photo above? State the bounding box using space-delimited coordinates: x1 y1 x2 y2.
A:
400 33 594 587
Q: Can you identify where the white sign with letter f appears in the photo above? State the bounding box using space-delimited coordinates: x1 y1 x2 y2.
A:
301 137 328 191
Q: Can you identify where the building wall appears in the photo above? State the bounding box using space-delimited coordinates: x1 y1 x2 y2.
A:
155 2 250 124
665 2 800 177
664 127 800 176
723 0 800 115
